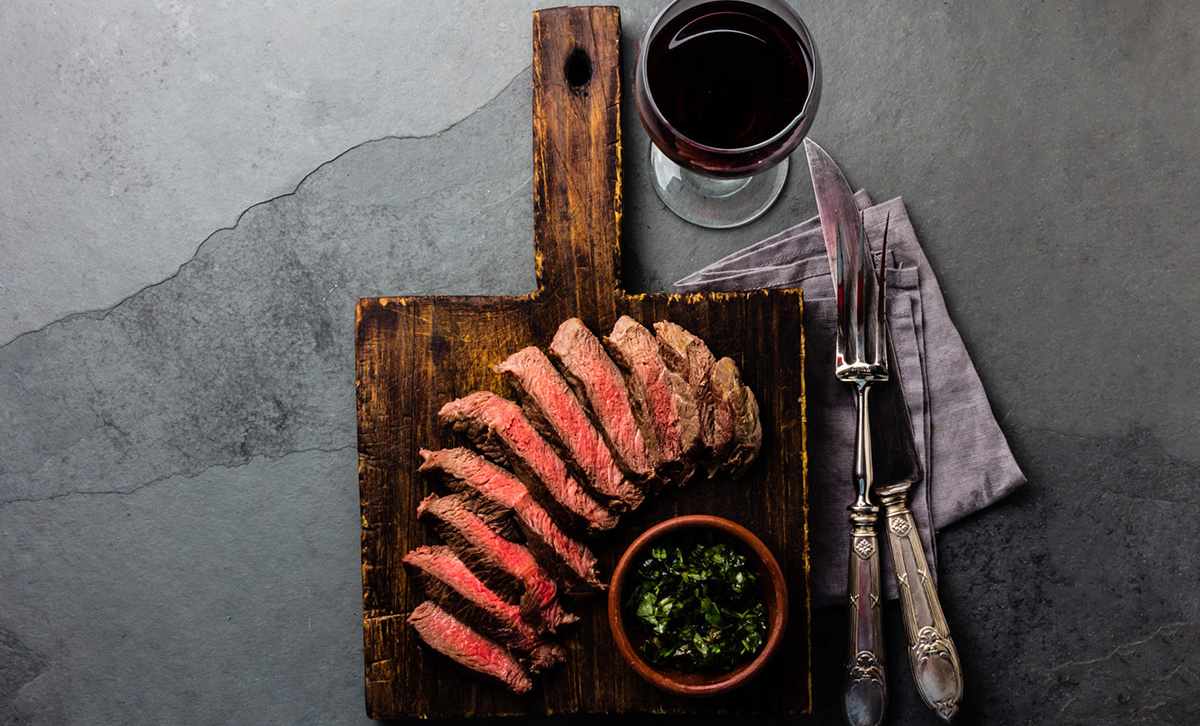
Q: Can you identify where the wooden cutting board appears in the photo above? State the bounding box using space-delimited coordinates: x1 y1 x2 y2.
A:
355 6 810 719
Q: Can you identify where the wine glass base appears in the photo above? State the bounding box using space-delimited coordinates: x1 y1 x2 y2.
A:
649 143 788 229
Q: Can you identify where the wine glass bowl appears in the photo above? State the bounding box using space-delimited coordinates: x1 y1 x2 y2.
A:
635 0 821 228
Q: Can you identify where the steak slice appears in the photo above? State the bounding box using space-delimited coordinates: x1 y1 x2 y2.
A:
654 321 734 463
417 492 577 631
548 318 656 481
444 479 522 541
419 448 604 590
403 545 565 672
710 356 763 476
605 315 702 483
439 391 617 533
407 600 534 694
496 347 645 511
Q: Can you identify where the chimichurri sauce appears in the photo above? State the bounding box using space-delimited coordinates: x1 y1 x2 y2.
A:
625 533 768 673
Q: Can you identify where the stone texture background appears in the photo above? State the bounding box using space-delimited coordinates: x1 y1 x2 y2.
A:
1 1 1197 724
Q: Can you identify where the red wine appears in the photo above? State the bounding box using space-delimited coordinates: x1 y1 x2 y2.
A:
645 1 811 150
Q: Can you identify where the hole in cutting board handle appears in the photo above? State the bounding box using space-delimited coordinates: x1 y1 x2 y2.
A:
564 47 592 89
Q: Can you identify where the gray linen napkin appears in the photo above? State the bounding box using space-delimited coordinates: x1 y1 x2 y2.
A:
676 195 1026 607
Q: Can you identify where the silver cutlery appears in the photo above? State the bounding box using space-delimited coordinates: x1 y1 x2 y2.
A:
806 138 889 726
807 137 964 723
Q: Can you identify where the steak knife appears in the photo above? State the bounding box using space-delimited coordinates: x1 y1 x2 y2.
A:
805 138 888 726
873 353 964 722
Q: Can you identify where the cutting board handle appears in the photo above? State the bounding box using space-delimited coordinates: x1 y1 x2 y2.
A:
531 6 624 329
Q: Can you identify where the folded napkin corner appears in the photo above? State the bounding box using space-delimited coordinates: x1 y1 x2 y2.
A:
677 194 1025 606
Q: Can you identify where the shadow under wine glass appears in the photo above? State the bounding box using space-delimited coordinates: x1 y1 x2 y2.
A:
635 0 821 229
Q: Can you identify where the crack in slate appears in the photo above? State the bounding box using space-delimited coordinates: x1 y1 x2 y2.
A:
1047 621 1193 674
0 444 354 509
0 64 532 352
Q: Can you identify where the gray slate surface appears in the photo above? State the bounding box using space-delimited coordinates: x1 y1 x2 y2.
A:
2 1 1198 725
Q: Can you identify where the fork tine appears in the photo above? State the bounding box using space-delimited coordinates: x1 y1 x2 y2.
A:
834 220 848 365
855 212 868 359
857 211 876 365
876 211 891 367
879 211 891 288
835 220 845 306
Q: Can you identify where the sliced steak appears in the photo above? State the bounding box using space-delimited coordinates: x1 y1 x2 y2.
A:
403 545 565 672
654 321 734 462
548 317 656 481
417 492 577 631
605 315 702 483
710 356 763 476
407 600 534 694
510 493 604 591
419 448 604 590
448 480 521 541
439 391 617 533
496 347 644 511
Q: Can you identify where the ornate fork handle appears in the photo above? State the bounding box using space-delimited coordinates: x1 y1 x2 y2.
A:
878 484 964 722
843 381 887 726
845 503 887 726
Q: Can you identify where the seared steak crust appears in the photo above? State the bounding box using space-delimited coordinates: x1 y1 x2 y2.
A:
605 316 702 483
709 357 763 476
654 321 734 464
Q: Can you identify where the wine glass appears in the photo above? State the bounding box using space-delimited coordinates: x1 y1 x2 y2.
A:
635 0 821 229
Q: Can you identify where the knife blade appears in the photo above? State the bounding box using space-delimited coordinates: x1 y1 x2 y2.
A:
805 139 887 382
806 138 860 279
870 356 922 490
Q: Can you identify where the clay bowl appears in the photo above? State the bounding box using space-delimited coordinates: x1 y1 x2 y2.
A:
607 514 788 697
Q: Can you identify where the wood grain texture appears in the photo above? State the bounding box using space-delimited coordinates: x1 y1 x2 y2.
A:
355 6 810 718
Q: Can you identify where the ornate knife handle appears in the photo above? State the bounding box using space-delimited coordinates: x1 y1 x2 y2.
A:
878 485 964 722
844 503 886 726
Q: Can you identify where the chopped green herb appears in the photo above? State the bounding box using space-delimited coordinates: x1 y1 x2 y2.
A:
625 536 768 672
